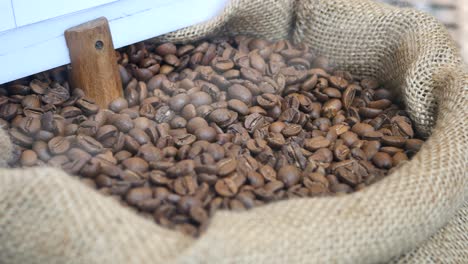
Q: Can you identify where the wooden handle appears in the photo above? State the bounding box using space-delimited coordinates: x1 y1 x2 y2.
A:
65 17 123 109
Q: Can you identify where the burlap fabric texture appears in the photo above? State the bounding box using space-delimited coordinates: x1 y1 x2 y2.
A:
1 0 467 263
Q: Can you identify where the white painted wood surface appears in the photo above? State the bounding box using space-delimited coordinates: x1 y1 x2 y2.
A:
0 0 227 84
12 0 118 27
0 0 16 32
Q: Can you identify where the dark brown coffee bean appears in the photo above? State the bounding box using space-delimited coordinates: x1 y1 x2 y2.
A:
189 91 212 107
20 150 37 167
194 127 217 142
48 136 70 155
256 93 278 109
186 117 209 134
340 131 359 147
277 165 301 187
244 113 265 133
405 139 424 152
266 132 286 148
215 177 239 197
281 124 302 137
169 93 190 111
372 152 393 169
18 117 41 136
392 152 408 166
96 125 118 141
381 135 406 148
227 84 252 105
217 158 237 176
122 157 149 173
209 108 231 124
21 95 41 108
359 107 382 118
173 175 198 196
304 136 331 151
42 85 70 105
0 103 19 120
259 164 277 182
247 171 265 187
126 187 152 206
76 135 103 155
351 123 374 137
322 99 342 118
227 99 249 115
362 140 380 160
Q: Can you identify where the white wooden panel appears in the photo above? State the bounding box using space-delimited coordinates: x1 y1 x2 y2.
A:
0 0 16 32
0 0 227 84
12 0 118 27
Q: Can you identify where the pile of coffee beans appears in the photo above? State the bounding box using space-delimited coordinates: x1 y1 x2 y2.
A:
0 36 424 236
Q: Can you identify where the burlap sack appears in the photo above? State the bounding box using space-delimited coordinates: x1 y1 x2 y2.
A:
0 0 467 263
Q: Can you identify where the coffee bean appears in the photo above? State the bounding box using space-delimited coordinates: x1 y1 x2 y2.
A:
277 165 301 187
18 116 41 136
381 135 406 148
189 91 212 107
215 177 239 197
244 113 265 133
76 135 103 155
209 108 231 125
304 136 331 151
217 158 237 176
227 84 252 105
405 139 423 152
392 152 408 166
186 117 208 134
126 187 152 206
372 152 393 169
173 175 198 195
48 136 70 155
194 127 217 142
42 85 70 105
227 99 249 115
122 157 149 173
20 150 37 167
3 37 425 237
169 93 190 111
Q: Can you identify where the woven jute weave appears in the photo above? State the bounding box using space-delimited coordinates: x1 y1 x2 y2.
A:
1 0 467 263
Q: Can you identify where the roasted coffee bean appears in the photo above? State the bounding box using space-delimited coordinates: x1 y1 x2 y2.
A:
20 149 38 166
122 157 149 173
76 135 103 155
48 136 70 155
372 152 393 169
227 84 252 105
227 99 249 115
189 91 212 107
194 127 217 142
277 165 301 187
304 136 331 151
173 175 198 195
126 187 152 206
169 93 190 111
42 85 70 105
18 116 41 136
217 158 237 176
209 108 231 124
405 139 424 152
186 117 209 134
215 177 239 197
4 37 425 237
